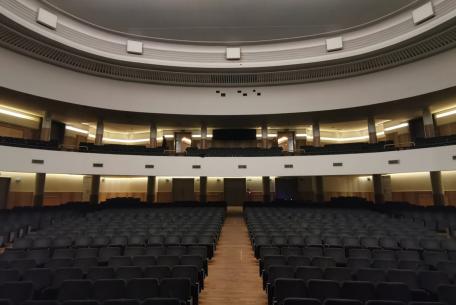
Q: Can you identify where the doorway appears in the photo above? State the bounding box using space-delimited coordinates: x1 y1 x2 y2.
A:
172 178 195 202
224 178 246 206
0 177 11 209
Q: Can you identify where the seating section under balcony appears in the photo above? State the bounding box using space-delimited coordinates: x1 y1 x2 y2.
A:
79 143 166 156
0 206 225 305
186 147 283 157
245 206 456 305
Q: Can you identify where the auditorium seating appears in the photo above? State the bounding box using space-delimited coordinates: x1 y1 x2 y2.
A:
186 147 283 157
0 205 225 305
245 205 456 305
0 136 59 150
79 143 166 156
299 141 394 155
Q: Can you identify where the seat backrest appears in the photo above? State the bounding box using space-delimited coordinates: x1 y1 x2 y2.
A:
282 298 321 305
159 278 191 303
376 282 411 303
124 247 145 257
387 269 419 289
166 246 186 256
57 279 93 301
23 268 52 291
274 278 307 304
355 268 386 284
141 298 180 305
156 256 180 268
324 299 363 305
93 279 126 301
341 280 375 302
418 271 450 293
132 255 156 267
116 266 143 280
0 281 34 305
311 257 336 268
346 258 371 271
144 266 171 280
126 278 159 300
287 256 311 268
268 266 295 284
146 247 166 257
324 267 352 282
87 267 115 281
171 265 198 285
307 279 340 301
437 284 456 305
349 249 371 259
0 269 20 284
53 267 84 288
108 256 132 268
302 247 323 259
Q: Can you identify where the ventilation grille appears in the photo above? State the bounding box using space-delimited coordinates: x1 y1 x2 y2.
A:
0 21 456 86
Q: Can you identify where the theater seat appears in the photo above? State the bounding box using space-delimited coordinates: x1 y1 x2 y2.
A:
283 298 321 305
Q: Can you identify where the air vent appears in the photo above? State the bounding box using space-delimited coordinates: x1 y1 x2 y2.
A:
388 160 400 165
145 164 154 169
192 165 201 169
31 159 44 164
238 165 247 169
333 162 343 167
93 163 103 168
284 164 294 169
0 20 456 86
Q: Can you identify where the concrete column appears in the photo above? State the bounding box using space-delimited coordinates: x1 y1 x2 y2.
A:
200 176 207 203
372 174 385 204
430 171 445 206
422 107 436 138
33 173 46 206
261 124 268 149
201 124 208 149
90 175 101 204
262 176 271 202
95 120 104 145
149 124 157 148
146 176 156 204
315 176 324 202
40 112 52 141
368 116 378 144
312 121 321 147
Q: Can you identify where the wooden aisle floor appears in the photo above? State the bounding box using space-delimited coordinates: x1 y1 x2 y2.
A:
199 207 267 305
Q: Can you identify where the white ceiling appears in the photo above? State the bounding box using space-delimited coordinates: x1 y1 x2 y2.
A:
44 0 420 43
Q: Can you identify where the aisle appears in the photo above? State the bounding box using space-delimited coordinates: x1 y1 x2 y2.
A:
199 207 267 305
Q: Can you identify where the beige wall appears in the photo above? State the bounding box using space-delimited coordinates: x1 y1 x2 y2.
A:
2 171 456 207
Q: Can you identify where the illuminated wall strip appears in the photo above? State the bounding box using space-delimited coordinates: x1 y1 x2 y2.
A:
435 109 456 119
384 123 409 132
0 107 38 121
65 125 89 134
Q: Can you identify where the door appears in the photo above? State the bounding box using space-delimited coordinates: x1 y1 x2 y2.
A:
172 178 195 202
224 178 246 206
0 177 11 210
275 177 298 201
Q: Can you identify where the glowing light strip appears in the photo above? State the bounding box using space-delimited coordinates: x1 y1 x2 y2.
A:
435 109 456 119
65 126 89 134
0 108 37 121
87 134 149 144
384 123 409 132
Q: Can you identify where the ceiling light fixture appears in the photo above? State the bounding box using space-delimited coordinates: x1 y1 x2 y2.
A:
0 107 38 121
435 108 456 119
384 123 409 132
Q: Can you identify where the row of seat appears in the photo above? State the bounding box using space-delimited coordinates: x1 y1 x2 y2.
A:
273 298 445 305
252 237 456 258
271 278 455 304
0 299 182 305
263 265 454 294
245 207 454 304
258 249 456 270
0 265 203 290
0 278 193 305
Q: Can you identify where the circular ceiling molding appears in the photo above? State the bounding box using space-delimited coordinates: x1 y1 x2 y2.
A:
43 0 419 44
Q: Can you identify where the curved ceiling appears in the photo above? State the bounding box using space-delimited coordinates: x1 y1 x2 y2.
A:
44 0 419 43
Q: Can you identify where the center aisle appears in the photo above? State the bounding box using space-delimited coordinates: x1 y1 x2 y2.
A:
199 206 267 305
